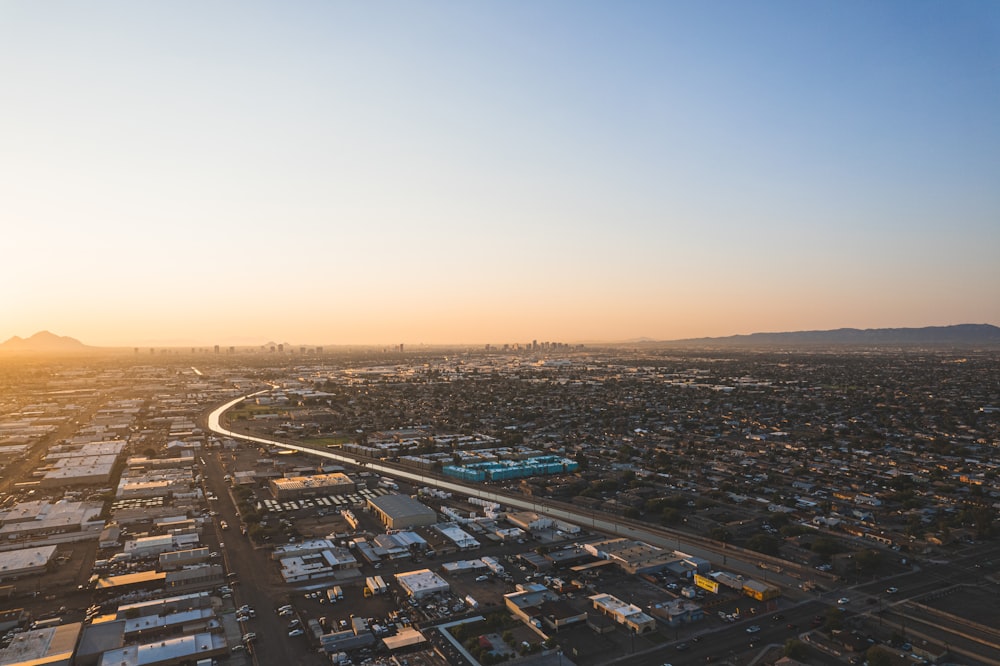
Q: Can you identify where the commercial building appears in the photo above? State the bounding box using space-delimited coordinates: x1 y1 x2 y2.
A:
278 548 359 583
320 630 375 654
37 441 126 488
537 599 588 631
583 538 682 575
97 632 227 666
0 622 82 666
0 545 57 581
124 534 200 560
442 455 579 482
93 571 167 593
367 494 437 529
648 598 705 627
742 578 780 601
395 569 449 600
505 512 553 531
116 591 214 618
163 564 224 593
75 620 127 666
589 593 657 634
159 548 211 571
433 523 480 550
271 539 337 561
269 472 355 500
504 584 586 632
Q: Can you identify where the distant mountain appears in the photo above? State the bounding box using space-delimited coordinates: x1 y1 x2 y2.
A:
0 331 90 352
669 324 1000 347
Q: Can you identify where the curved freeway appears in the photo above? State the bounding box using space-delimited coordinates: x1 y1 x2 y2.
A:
207 393 827 593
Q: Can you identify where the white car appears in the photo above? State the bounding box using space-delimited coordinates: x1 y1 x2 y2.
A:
288 628 304 637
837 597 850 605
746 625 761 633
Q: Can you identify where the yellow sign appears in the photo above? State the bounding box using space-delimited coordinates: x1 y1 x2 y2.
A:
694 574 719 594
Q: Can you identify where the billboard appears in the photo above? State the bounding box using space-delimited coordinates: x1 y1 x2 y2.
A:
694 574 719 594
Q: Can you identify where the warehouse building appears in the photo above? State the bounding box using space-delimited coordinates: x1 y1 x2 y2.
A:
158 547 211 573
39 455 118 487
0 545 57 581
590 593 656 634
395 569 449 600
583 538 682 575
97 631 227 666
0 622 82 666
269 472 355 500
367 494 437 529
0 500 103 540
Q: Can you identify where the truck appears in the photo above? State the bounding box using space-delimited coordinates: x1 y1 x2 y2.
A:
326 585 344 603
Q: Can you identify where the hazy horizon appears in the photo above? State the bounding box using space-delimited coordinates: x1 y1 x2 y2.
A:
4 2 999 348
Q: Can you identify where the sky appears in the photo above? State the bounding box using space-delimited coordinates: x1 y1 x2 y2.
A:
2 1 999 347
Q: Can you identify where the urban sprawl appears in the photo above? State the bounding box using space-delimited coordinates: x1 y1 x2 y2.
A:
0 345 998 666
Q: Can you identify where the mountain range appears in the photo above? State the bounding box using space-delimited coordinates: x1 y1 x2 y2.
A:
668 323 1000 347
0 331 90 352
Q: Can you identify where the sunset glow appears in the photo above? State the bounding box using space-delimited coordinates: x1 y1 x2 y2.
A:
2 2 998 347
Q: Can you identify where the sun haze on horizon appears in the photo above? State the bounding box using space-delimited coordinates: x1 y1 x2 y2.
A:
2 2 998 348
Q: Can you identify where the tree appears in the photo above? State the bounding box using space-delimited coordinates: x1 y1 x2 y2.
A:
747 534 781 556
784 639 808 660
866 646 892 666
811 537 840 559
661 508 683 525
855 549 882 574
710 527 732 543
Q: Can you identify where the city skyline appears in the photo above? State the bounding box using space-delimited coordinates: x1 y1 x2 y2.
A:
3 2 999 347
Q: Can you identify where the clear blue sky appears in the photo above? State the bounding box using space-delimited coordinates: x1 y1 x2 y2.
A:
2 1 998 346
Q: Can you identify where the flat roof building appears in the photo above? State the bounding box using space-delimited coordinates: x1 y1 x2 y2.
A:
434 523 480 550
589 593 657 634
97 631 227 666
0 545 57 581
269 473 355 500
40 455 118 487
367 494 437 529
583 538 681 575
0 500 103 540
395 568 449 600
0 622 82 666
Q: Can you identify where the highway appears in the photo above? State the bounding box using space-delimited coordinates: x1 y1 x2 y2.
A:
207 394 827 594
205 392 1000 665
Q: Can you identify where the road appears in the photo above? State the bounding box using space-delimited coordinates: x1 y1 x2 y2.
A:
606 599 833 666
206 394 828 598
199 447 327 666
